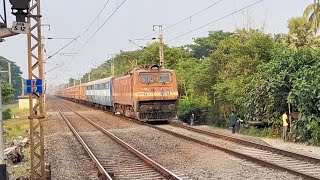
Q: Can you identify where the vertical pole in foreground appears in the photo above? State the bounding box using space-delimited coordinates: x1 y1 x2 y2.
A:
288 102 292 132
8 63 11 85
27 0 46 179
3 0 7 27
0 82 8 180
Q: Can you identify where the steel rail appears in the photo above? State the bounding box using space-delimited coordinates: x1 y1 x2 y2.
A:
51 101 112 180
56 97 320 179
60 102 182 180
149 125 319 180
169 122 320 164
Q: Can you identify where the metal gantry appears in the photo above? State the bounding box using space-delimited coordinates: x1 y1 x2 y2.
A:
27 0 46 179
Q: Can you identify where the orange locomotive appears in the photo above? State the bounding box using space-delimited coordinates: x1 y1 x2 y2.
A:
56 65 179 122
113 65 178 122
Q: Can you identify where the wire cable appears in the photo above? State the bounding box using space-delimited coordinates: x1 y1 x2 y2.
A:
45 36 79 61
128 39 159 60
140 0 225 39
167 0 264 43
79 0 111 38
77 0 128 52
46 0 112 61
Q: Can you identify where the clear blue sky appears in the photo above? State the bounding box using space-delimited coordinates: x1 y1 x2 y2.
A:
0 0 314 86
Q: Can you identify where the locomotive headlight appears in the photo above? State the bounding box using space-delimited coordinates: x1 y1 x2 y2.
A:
140 105 148 112
168 104 176 110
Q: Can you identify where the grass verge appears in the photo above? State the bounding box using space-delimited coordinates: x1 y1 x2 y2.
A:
239 126 282 138
3 112 30 178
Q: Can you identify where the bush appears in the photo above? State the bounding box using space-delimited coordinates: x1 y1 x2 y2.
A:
240 127 278 138
3 108 12 120
178 98 199 123
205 104 226 127
293 114 320 145
178 96 211 124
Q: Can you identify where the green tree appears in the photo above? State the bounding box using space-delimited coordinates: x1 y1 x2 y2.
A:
187 30 233 59
1 84 14 104
304 0 320 34
138 42 190 69
285 17 319 51
211 30 275 122
175 58 199 97
288 52 320 144
0 56 23 98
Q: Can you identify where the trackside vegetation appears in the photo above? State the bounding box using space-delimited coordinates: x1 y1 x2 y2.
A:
74 4 320 145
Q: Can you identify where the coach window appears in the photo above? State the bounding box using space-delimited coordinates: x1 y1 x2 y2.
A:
100 84 105 90
106 82 109 89
159 74 171 83
140 74 153 83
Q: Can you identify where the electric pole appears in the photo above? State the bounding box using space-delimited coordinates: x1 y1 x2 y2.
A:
153 25 164 69
8 62 11 85
22 77 25 96
26 0 47 179
109 54 115 77
0 62 11 85
112 58 115 77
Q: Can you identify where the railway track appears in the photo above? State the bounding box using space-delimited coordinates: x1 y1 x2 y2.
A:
51 100 182 180
55 97 320 179
150 124 320 180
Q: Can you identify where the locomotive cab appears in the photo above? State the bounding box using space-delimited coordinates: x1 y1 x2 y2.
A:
112 65 179 122
134 65 179 121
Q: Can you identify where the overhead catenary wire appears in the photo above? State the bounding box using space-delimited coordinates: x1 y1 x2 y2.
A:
76 0 128 52
45 36 79 61
140 0 225 39
79 0 111 38
128 40 159 60
167 0 264 43
44 0 113 61
129 0 225 54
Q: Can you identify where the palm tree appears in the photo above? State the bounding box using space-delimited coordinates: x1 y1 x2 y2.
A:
304 0 320 34
286 17 320 51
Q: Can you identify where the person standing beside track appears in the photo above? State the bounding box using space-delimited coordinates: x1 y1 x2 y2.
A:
282 112 288 141
230 111 237 134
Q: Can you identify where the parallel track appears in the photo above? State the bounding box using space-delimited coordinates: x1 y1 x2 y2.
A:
56 97 320 179
151 124 320 180
51 100 182 180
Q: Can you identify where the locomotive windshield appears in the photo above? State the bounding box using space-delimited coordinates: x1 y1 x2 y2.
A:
140 74 153 83
140 73 172 83
159 74 171 83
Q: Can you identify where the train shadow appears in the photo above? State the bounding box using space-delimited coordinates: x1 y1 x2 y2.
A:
146 121 169 125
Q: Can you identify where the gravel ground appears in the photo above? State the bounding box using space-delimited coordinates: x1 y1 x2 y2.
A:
192 125 270 146
56 100 170 179
51 99 310 179
194 125 320 159
109 126 303 180
262 138 320 159
44 100 98 180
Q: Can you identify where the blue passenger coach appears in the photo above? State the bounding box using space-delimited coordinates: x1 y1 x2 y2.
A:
85 77 113 109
